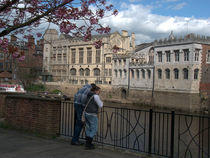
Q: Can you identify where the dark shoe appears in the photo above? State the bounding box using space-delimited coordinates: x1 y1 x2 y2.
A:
71 141 84 145
85 137 95 150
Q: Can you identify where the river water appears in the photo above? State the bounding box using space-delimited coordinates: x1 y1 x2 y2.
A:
60 101 210 158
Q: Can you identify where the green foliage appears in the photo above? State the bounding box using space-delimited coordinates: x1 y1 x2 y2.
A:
26 84 46 92
51 89 62 94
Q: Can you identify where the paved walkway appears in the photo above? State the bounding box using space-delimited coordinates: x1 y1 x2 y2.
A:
0 128 153 158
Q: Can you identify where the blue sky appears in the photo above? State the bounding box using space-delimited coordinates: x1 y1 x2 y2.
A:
100 0 210 44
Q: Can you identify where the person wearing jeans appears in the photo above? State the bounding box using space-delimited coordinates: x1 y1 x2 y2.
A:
84 86 103 149
71 83 96 145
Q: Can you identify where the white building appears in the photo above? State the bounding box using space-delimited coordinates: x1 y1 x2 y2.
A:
43 29 135 85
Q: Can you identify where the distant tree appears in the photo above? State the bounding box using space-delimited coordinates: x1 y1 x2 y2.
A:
0 0 118 58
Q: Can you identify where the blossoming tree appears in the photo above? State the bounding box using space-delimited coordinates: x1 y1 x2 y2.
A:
0 0 118 60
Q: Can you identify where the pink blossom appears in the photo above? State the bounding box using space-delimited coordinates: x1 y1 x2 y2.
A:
94 40 102 49
18 56 25 61
36 33 42 38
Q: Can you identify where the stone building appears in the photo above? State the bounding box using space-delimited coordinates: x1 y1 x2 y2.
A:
111 33 210 111
43 29 135 85
153 33 210 95
112 43 154 92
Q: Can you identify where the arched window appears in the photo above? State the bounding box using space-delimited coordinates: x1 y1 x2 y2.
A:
124 69 127 78
131 69 134 78
183 68 188 80
119 69 122 78
174 68 179 79
85 68 90 76
79 68 84 76
158 69 162 79
165 69 170 79
70 68 76 76
194 69 199 80
147 69 151 79
114 69 118 77
141 69 145 79
136 69 140 79
93 68 100 76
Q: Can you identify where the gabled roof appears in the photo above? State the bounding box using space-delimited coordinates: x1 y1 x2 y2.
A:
0 71 12 78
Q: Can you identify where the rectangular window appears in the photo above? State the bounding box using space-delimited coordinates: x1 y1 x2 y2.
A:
174 50 180 62
52 53 56 62
0 53 4 59
184 49 189 61
194 49 200 61
87 47 92 64
71 48 76 64
63 53 66 63
207 50 210 63
106 57 111 63
57 53 62 62
79 48 84 64
157 51 162 62
96 48 101 63
166 51 171 62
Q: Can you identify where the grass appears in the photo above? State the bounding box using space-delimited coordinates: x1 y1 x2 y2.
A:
25 84 46 92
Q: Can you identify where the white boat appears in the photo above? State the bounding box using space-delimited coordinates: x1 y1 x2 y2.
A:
0 84 26 93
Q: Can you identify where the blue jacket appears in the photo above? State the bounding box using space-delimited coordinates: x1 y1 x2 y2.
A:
74 84 92 106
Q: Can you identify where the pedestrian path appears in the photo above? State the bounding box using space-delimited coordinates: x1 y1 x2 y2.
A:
0 128 153 158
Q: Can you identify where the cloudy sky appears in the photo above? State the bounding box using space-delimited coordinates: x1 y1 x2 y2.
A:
101 0 210 44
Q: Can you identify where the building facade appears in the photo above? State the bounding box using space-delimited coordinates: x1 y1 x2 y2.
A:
43 29 135 85
0 35 43 83
153 33 210 95
112 33 210 97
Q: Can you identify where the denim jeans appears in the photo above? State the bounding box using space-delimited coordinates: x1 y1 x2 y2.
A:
85 113 98 138
72 103 84 143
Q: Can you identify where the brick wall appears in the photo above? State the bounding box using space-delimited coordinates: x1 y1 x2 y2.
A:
201 44 210 95
4 95 61 136
0 93 6 117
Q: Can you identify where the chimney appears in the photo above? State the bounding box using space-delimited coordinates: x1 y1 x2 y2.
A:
131 33 135 49
28 36 35 45
11 35 17 42
122 30 128 37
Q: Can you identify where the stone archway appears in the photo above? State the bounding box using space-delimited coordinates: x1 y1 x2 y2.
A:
121 88 127 99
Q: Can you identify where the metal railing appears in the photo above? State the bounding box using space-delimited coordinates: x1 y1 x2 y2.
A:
60 101 210 158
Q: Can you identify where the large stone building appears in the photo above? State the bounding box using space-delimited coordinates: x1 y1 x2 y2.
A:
111 33 210 111
43 29 135 84
153 33 210 95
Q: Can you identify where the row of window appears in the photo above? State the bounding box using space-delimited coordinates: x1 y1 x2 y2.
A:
157 49 200 63
70 68 101 76
157 68 199 80
52 47 102 64
114 69 152 79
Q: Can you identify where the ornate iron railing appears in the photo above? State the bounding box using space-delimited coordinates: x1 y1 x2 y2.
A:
60 101 210 158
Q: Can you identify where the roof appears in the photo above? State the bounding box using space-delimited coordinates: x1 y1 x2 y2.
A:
0 71 12 78
135 43 153 52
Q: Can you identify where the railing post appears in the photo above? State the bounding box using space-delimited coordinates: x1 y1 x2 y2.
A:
148 109 153 154
170 111 175 158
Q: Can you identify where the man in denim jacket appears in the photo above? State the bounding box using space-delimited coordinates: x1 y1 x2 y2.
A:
71 83 96 145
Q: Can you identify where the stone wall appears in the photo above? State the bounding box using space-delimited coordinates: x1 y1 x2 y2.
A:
44 82 209 112
4 95 61 136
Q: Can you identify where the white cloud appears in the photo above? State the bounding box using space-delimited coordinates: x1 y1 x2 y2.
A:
168 2 187 10
101 4 210 44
